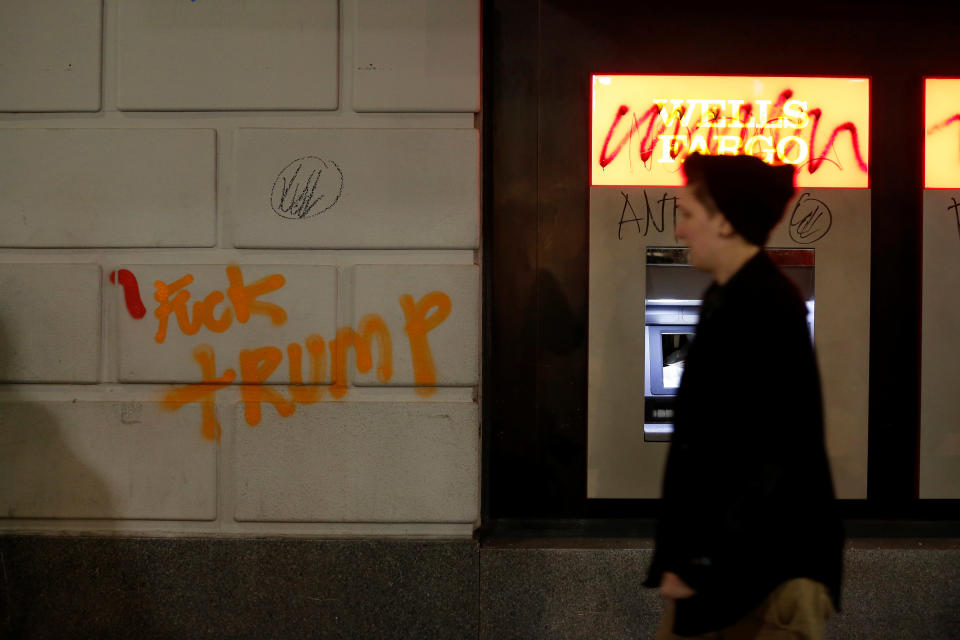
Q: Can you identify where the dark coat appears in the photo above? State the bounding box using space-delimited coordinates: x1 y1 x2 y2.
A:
643 250 844 637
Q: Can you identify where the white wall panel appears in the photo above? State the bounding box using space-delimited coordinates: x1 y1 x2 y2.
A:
353 0 479 112
0 264 101 383
234 402 478 522
920 190 960 498
0 129 216 247
232 128 479 248
0 401 217 520
352 264 479 387
0 0 102 112
117 0 338 111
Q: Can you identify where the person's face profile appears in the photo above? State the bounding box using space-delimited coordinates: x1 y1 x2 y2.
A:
676 182 725 273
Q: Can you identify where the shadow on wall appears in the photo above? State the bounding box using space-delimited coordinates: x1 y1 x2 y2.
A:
495 269 587 516
0 316 113 521
0 314 119 637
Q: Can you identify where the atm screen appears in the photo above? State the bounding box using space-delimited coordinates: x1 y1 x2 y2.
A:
661 332 692 389
648 324 696 395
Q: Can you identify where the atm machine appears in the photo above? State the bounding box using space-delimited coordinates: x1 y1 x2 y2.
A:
589 75 871 499
642 247 816 442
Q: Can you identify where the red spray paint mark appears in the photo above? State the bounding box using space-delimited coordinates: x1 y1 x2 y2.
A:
927 114 960 135
110 269 146 319
805 108 869 174
599 104 678 168
927 114 960 158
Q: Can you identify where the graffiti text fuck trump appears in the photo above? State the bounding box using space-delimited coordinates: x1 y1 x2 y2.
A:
113 266 452 441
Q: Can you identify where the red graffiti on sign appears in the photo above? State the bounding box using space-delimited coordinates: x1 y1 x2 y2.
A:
927 113 960 154
597 88 868 176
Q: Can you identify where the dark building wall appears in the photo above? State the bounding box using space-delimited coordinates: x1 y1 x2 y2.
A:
485 0 960 518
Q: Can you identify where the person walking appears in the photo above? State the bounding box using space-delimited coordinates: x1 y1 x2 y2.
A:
644 153 844 639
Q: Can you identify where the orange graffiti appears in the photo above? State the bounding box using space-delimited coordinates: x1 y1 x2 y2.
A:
358 314 393 383
154 275 201 343
160 288 452 437
152 266 285 344
287 335 326 404
163 335 330 438
226 265 287 326
162 345 236 441
239 347 296 427
400 292 451 397
328 314 393 399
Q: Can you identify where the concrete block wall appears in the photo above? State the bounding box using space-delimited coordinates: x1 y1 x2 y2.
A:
0 0 481 537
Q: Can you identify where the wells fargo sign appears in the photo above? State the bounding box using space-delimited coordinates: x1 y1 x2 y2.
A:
925 78 960 189
591 75 870 188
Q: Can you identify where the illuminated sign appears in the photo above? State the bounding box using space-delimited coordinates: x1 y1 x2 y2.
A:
925 78 960 189
591 75 870 188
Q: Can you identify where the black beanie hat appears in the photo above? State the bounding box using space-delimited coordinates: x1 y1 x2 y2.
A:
681 152 796 246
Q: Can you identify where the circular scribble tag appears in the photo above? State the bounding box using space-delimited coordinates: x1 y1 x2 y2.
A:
789 192 832 244
270 156 343 220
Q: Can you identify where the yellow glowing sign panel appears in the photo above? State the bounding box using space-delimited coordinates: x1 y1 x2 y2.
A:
925 78 960 189
591 75 870 188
